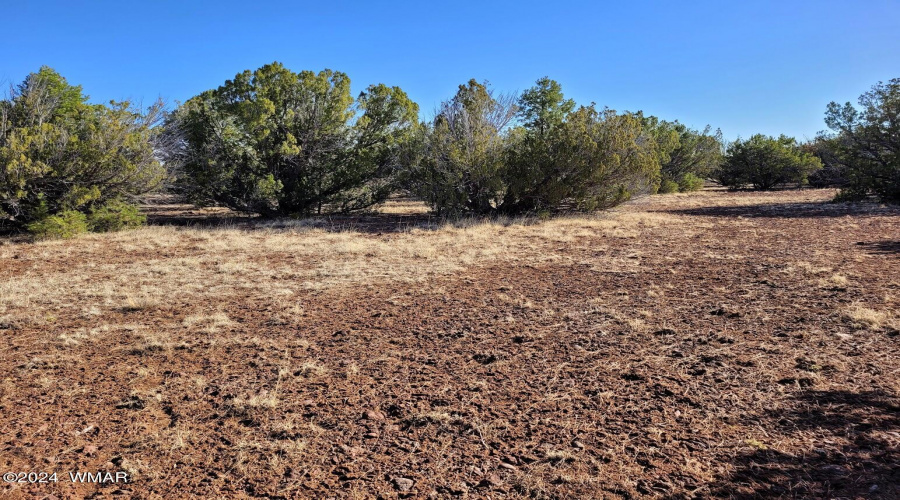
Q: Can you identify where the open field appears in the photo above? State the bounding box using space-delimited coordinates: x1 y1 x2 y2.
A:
1 189 898 499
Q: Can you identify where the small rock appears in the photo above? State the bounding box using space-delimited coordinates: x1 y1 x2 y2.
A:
572 440 585 449
364 432 380 439
79 425 98 435
346 446 366 457
821 464 846 476
486 473 502 486
364 409 385 421
472 353 498 365
393 477 414 492
499 462 517 471
83 445 99 457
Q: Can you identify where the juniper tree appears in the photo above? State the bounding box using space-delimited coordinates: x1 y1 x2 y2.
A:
823 78 900 202
167 62 419 215
0 67 164 231
404 79 518 215
717 134 822 190
640 116 722 192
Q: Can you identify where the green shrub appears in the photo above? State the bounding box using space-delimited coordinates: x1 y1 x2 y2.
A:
716 134 822 190
0 67 164 228
404 79 516 215
26 210 88 240
677 173 705 192
169 62 418 215
657 179 680 193
640 117 723 189
87 199 146 232
405 78 659 215
504 104 657 213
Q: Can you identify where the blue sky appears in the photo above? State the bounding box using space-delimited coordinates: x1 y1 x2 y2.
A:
4 0 897 141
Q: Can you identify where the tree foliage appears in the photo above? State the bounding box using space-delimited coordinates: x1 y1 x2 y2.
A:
404 79 518 214
405 78 659 215
717 134 822 190
505 104 658 212
0 67 164 229
821 78 900 202
168 62 419 215
640 116 722 192
517 77 575 136
804 136 851 188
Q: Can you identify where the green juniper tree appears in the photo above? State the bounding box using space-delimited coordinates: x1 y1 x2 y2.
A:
404 79 518 215
167 62 419 215
822 78 900 203
503 78 658 212
406 77 659 215
639 116 722 193
717 134 822 190
0 67 163 236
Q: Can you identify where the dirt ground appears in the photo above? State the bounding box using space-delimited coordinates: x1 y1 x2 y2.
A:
0 189 898 499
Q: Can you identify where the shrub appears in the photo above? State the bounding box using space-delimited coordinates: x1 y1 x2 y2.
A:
403 79 517 215
805 136 850 188
504 104 658 212
0 67 164 229
640 117 722 192
716 134 822 190
657 179 680 193
167 62 419 215
87 199 146 232
26 210 88 240
405 78 658 215
677 173 705 192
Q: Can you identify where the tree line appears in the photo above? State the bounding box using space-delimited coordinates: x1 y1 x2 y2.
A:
1 64 897 238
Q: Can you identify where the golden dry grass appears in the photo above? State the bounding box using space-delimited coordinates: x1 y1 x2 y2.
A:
843 303 898 330
0 210 678 326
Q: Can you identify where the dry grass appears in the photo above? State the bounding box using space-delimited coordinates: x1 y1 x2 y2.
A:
0 211 672 326
183 311 235 333
372 195 430 214
843 303 898 330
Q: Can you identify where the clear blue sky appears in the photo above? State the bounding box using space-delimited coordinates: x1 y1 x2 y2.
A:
4 0 897 141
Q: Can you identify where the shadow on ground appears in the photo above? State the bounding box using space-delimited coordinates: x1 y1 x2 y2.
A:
856 240 900 255
141 197 550 234
708 390 900 499
139 194 443 234
662 202 899 219
145 211 442 234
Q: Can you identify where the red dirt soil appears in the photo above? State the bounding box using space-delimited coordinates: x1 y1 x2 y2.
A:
1 189 898 499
